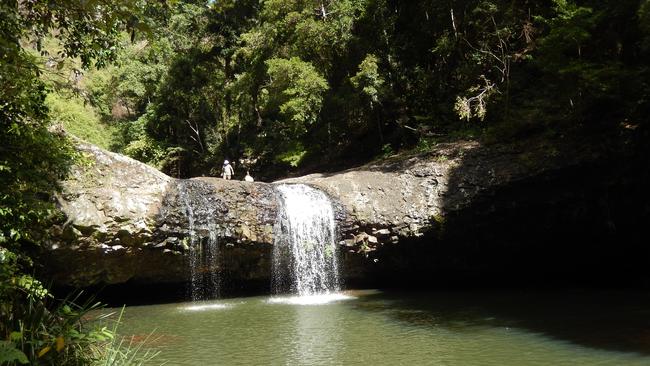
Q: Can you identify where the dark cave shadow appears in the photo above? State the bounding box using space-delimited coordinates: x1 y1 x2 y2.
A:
356 127 650 292
352 289 650 356
349 127 650 355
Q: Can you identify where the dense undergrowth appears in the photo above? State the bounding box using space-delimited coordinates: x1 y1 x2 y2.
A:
0 0 162 363
43 0 649 180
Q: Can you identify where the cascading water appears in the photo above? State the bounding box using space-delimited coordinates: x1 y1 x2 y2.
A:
272 184 340 296
178 181 220 301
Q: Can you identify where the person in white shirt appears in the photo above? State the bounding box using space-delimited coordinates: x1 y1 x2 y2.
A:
222 160 234 180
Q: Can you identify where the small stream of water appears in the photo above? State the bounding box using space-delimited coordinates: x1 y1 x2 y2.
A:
178 181 220 301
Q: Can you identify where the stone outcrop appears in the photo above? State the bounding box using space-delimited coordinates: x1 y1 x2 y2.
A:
46 143 280 286
43 127 648 289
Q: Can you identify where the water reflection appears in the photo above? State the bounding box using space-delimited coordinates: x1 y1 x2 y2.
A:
353 290 650 355
111 290 650 365
286 302 343 365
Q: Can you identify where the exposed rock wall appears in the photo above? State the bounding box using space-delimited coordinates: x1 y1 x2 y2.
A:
46 144 280 286
43 128 648 289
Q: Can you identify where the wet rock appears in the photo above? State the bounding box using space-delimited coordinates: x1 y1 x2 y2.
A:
42 130 646 288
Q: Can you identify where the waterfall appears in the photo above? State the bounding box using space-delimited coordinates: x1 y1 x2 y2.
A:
178 181 220 301
272 184 340 296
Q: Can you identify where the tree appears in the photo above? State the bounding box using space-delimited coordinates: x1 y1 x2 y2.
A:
1 0 161 362
78 0 650 178
265 57 329 133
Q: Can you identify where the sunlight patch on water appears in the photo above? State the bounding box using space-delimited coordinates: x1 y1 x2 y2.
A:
181 303 233 312
267 293 356 306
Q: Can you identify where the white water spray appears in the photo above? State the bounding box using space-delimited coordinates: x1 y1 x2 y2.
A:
272 184 340 296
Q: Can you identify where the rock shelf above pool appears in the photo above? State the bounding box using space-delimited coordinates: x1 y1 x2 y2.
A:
43 129 648 290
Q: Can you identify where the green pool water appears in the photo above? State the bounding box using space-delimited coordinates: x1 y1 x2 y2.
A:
110 290 650 365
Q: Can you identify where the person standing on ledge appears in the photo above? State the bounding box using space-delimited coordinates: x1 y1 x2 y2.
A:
222 160 234 180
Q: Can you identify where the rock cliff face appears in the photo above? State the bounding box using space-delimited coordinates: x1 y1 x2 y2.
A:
43 128 649 291
46 143 281 287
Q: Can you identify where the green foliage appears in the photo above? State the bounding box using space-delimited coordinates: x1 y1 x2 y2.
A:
275 143 308 168
0 276 159 365
97 308 161 366
528 0 648 124
1 0 157 254
33 0 650 179
535 1 597 66
350 54 384 105
46 93 117 149
265 57 329 131
15 0 149 69
1 1 166 364
1 244 107 365
0 0 152 277
87 37 172 123
0 341 28 364
122 116 177 171
5 292 108 364
380 143 393 158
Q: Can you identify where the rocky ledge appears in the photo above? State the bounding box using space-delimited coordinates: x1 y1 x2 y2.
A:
42 126 649 290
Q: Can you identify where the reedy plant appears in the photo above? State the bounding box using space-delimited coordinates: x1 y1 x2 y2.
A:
1 284 161 366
